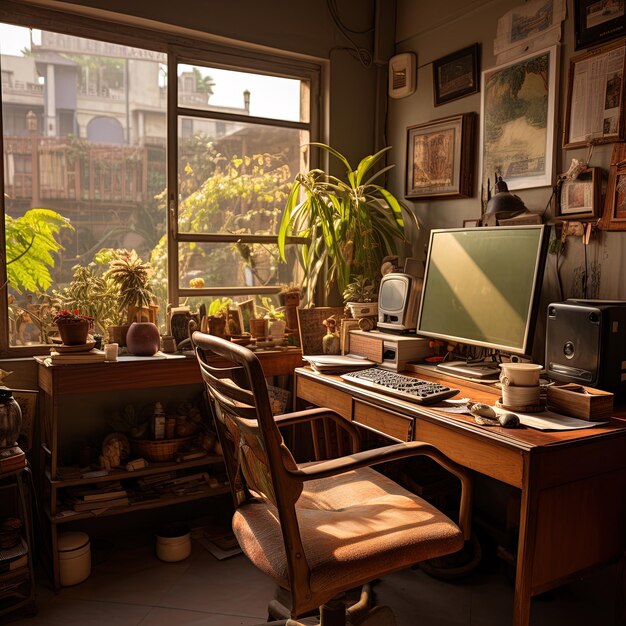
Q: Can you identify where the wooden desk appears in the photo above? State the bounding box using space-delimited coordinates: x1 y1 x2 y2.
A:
295 366 626 626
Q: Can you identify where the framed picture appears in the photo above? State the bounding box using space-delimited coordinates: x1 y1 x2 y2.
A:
296 307 346 355
555 167 603 220
236 299 256 334
600 144 626 230
480 45 558 192
574 0 625 51
433 43 480 106
405 112 476 199
564 40 625 148
12 389 38 452
226 307 243 336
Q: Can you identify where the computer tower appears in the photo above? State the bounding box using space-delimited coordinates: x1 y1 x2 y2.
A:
545 300 626 399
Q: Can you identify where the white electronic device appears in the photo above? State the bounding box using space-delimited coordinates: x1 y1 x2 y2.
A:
388 52 416 99
349 330 432 371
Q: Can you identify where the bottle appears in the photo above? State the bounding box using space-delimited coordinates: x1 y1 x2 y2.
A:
0 387 22 448
152 402 166 440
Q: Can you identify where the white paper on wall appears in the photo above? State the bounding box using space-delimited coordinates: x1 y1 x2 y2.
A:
494 0 566 61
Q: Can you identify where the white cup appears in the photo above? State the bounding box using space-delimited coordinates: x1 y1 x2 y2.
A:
499 363 542 387
104 343 119 362
502 384 540 408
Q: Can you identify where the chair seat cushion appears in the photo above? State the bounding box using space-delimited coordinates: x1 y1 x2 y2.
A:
233 466 464 593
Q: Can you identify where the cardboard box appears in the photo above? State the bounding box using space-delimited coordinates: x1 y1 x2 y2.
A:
546 383 614 421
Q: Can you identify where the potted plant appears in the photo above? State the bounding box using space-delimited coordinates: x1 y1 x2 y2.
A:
105 250 159 353
53 309 94 345
277 143 410 306
257 297 286 338
342 275 378 319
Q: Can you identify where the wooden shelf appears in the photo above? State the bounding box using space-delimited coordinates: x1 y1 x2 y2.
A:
48 454 225 487
49 486 230 524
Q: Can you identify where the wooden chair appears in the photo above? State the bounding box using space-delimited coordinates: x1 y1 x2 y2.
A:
192 331 472 626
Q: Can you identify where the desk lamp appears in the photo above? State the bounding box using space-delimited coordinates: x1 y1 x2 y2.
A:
483 175 528 226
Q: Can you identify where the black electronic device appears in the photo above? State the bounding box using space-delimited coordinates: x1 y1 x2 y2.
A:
416 225 549 379
546 299 626 400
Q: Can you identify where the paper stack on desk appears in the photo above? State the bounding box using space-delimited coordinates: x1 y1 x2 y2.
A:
303 354 375 374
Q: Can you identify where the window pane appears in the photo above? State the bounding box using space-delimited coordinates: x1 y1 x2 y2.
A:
179 242 299 289
178 118 308 235
2 24 167 346
177 64 307 123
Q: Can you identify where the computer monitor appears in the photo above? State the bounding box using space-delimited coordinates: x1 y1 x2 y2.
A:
416 225 549 379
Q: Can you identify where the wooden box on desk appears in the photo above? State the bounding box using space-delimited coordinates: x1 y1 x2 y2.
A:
546 383 614 421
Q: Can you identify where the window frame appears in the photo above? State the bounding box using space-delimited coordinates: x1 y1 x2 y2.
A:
0 1 326 356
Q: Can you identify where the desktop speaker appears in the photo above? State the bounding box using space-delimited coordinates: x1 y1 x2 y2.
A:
545 300 626 400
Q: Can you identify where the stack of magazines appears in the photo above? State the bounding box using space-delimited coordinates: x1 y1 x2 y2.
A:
303 354 375 374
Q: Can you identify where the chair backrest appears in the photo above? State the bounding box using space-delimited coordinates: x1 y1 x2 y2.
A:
192 330 303 507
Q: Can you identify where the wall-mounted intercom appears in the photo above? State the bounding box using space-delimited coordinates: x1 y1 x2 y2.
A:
388 52 416 99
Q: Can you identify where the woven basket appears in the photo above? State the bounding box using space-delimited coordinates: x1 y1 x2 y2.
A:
131 437 192 462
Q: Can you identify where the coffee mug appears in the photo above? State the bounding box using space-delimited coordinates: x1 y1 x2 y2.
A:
499 363 542 387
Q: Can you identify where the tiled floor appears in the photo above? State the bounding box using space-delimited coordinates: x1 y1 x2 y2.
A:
3 526 622 626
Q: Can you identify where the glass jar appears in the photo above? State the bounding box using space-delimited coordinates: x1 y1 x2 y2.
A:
0 387 22 448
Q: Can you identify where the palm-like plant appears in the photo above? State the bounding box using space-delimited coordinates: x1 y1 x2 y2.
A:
277 143 408 305
105 249 155 320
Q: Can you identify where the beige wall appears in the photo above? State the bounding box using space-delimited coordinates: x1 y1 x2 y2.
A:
388 0 626 360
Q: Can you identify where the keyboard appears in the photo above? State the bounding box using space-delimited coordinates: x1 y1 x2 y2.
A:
340 368 459 405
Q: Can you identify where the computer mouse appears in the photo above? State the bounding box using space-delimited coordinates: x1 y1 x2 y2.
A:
498 412 520 428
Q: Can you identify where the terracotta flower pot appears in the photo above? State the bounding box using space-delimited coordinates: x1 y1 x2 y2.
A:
57 319 90 345
249 318 268 338
126 322 160 356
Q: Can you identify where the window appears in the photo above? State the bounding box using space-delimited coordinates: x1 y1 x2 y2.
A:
0 11 321 355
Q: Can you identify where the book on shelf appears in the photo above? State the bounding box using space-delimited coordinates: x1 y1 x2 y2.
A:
46 349 106 365
69 496 130 511
66 483 127 502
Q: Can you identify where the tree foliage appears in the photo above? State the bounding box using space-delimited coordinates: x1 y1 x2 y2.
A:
5 208 73 294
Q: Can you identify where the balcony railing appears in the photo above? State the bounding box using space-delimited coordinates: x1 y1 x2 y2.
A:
3 136 164 204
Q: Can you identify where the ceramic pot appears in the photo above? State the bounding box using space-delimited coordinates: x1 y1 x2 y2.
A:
267 318 286 338
346 302 378 319
249 318 268 338
57 319 90 345
208 315 227 338
126 322 160 356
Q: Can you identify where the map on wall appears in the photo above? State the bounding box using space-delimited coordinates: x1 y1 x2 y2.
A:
480 46 558 193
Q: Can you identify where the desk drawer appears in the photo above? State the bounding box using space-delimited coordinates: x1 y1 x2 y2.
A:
297 376 352 419
414 420 523 488
353 400 413 442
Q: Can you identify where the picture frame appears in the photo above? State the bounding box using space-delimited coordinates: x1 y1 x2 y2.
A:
226 307 244 336
480 45 558 192
296 307 346 355
600 144 626 230
563 40 625 149
12 389 38 452
236 299 256 334
433 43 480 106
574 0 625 51
556 167 603 220
405 112 476 199
463 219 480 228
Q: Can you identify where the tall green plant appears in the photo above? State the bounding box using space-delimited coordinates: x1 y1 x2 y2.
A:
277 143 407 305
5 208 73 293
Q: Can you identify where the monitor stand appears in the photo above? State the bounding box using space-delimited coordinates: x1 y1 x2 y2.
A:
436 360 501 381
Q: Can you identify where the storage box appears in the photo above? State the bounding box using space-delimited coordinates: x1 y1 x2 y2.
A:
546 383 614 421
58 531 90 586
348 330 432 371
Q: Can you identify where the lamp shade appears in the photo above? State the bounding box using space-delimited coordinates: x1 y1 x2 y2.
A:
485 176 527 218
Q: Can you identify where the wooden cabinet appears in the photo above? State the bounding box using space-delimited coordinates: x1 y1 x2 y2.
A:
37 350 302 589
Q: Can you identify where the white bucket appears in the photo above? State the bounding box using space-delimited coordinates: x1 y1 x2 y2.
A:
155 524 191 562
58 531 91 586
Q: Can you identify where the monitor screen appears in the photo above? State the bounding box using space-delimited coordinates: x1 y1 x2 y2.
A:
417 225 549 356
